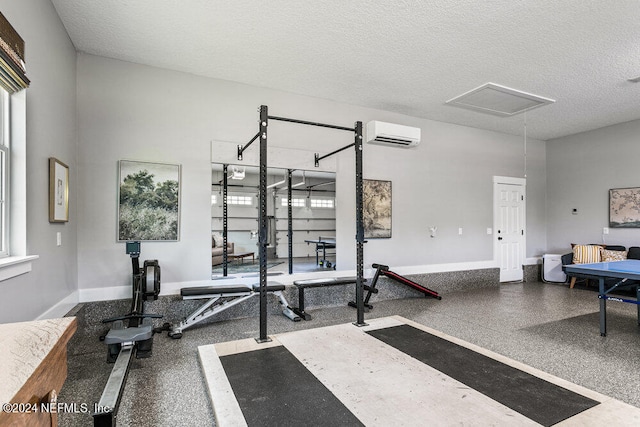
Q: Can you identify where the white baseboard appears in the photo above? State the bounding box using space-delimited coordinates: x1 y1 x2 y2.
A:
390 260 498 276
77 260 500 303
78 280 215 303
36 290 79 320
525 257 542 265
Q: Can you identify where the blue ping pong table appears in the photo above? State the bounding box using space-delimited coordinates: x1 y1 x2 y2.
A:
563 260 640 336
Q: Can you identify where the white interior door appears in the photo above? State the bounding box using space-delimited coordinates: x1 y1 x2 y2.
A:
493 177 525 282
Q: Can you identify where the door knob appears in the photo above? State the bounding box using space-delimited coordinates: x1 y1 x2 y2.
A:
497 237 503 240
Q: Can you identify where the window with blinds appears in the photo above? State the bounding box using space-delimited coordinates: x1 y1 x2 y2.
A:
0 13 28 257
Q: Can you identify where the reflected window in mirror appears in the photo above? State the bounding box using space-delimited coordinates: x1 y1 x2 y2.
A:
211 163 337 277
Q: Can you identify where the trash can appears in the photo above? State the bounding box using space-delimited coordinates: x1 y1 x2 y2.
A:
542 254 567 283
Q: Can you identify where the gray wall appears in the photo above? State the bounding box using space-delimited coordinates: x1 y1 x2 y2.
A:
546 119 640 253
0 0 78 322
77 53 547 296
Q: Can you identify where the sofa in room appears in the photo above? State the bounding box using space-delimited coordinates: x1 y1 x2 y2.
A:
561 244 640 288
212 233 234 266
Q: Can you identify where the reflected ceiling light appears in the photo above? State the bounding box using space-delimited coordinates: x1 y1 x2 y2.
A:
228 166 245 180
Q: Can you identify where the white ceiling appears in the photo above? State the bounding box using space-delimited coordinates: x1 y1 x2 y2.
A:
51 0 640 141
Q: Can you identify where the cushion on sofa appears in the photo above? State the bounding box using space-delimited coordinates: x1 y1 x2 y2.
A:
212 232 224 247
572 244 602 264
600 248 627 262
627 247 640 260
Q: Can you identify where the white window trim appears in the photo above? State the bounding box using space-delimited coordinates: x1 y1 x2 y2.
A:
0 89 36 281
0 255 38 281
0 88 8 257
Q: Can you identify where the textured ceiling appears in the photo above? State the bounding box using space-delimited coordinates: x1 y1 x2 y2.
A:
51 0 640 140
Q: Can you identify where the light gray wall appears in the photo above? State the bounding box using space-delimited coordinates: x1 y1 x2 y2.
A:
0 0 78 322
352 118 548 268
77 53 547 294
546 119 640 253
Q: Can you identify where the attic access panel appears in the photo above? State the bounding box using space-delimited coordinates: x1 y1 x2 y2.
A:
446 82 555 117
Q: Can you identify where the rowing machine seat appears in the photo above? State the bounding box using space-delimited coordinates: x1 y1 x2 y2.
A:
104 325 153 345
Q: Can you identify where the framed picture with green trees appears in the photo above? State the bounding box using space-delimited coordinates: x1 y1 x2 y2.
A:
118 160 181 241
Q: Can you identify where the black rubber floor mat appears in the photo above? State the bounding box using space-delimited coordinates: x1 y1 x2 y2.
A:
220 345 364 427
367 324 599 426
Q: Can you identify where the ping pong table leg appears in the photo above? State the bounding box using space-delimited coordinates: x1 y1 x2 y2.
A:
599 278 607 336
637 285 640 326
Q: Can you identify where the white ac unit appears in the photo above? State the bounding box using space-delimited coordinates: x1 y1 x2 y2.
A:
365 121 421 148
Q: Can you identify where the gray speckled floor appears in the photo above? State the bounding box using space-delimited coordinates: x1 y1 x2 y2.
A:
58 281 640 426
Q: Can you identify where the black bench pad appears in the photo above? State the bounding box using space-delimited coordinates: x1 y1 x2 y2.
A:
181 282 286 298
181 286 251 297
293 277 359 288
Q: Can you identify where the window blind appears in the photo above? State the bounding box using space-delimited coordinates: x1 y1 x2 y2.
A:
0 13 28 93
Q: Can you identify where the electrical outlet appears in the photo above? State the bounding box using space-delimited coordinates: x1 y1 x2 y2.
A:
486 228 492 235
458 227 463 235
603 227 609 235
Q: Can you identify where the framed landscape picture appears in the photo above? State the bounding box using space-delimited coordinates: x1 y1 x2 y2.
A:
363 179 392 238
118 160 181 241
609 187 640 228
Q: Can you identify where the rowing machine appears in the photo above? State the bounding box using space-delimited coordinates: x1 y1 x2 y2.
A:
93 241 161 427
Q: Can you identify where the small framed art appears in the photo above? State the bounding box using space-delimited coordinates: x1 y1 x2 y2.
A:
49 157 69 223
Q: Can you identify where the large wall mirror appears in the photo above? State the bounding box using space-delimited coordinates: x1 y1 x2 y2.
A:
211 163 337 277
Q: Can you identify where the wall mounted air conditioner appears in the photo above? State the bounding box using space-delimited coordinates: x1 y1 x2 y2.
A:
365 121 421 148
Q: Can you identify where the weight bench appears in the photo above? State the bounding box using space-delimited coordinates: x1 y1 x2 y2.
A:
292 277 375 320
168 282 300 338
366 263 442 301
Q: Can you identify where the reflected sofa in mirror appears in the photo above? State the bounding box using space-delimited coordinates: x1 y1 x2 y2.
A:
211 163 337 277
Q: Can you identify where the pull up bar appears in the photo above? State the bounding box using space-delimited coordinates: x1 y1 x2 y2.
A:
235 105 367 342
268 115 355 132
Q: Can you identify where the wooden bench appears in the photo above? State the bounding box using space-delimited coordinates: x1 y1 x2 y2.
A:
0 317 77 427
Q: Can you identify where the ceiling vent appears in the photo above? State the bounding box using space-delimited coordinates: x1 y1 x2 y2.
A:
446 82 555 117
366 121 421 148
